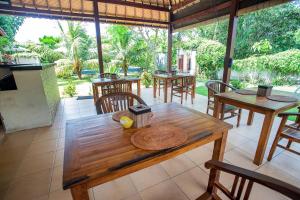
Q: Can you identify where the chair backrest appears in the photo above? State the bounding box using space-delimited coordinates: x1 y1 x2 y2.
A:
200 160 300 200
205 80 236 101
101 80 132 95
100 73 113 78
95 92 147 114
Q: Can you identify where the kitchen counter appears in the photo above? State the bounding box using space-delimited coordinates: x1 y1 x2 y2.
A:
0 63 60 133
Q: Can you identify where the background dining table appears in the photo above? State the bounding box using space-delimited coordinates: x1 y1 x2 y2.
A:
213 89 300 165
63 103 232 200
152 73 196 103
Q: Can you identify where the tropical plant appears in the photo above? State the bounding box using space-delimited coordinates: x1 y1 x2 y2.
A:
141 71 152 88
64 81 76 97
39 35 61 49
0 16 24 40
252 39 272 55
107 25 136 76
58 21 92 79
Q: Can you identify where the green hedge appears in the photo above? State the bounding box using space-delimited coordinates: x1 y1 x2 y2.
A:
233 49 300 76
196 39 225 79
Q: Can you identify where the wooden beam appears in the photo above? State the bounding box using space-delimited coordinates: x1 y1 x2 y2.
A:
167 12 173 72
93 0 104 74
0 5 169 25
171 1 231 25
222 0 239 89
86 0 169 12
171 0 197 11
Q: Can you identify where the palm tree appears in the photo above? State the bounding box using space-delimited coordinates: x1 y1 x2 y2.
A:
58 21 91 79
107 25 136 76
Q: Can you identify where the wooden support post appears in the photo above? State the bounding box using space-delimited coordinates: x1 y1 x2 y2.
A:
93 0 104 74
222 0 239 90
167 13 173 73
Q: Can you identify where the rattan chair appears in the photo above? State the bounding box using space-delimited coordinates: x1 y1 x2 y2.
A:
206 80 242 127
197 160 300 200
95 92 147 114
268 106 300 161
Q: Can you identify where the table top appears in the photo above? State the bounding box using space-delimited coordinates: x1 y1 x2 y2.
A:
63 103 232 189
215 89 300 112
153 73 195 79
92 77 140 84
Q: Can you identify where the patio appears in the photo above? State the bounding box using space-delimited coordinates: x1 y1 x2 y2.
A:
0 87 299 200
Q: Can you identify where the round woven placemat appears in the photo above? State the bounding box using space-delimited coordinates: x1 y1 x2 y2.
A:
112 110 131 122
235 89 257 95
267 95 298 102
131 125 188 151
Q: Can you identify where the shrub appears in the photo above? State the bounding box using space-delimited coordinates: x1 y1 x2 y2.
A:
84 59 99 70
55 59 73 79
196 39 226 79
141 71 152 88
230 79 247 89
64 81 76 97
233 49 300 85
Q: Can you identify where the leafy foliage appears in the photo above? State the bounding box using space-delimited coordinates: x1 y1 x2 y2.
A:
141 71 152 88
0 16 24 40
196 39 225 79
64 81 76 97
39 36 61 49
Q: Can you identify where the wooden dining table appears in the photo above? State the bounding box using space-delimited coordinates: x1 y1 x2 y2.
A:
92 77 141 103
63 103 232 200
153 73 196 103
213 89 300 165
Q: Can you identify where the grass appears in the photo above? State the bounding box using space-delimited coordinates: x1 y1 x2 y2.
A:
57 76 92 87
286 107 299 121
196 86 208 96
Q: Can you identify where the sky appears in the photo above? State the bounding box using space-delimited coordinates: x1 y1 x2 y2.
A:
15 18 108 43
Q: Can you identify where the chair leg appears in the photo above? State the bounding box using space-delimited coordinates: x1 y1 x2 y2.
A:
158 83 160 96
268 116 288 161
180 91 183 104
287 139 292 149
171 88 173 102
237 109 242 127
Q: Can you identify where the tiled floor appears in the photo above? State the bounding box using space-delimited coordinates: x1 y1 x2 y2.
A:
0 87 299 200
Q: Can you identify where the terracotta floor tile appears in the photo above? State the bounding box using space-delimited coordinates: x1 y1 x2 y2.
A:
50 165 63 192
160 155 196 177
5 169 51 200
172 167 208 200
140 180 188 200
93 175 137 200
224 149 260 171
48 189 72 200
184 146 212 165
130 164 169 191
16 151 54 177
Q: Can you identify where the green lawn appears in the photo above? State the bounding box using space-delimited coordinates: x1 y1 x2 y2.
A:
286 107 299 121
196 86 208 96
57 76 92 87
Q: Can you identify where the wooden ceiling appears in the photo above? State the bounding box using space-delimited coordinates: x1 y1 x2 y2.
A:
0 0 290 29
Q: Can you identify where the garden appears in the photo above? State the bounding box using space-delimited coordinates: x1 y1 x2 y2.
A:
0 2 299 98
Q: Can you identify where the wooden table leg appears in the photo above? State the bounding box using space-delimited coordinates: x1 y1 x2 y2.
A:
207 130 228 193
153 77 157 98
247 111 254 125
253 112 275 165
137 80 141 96
163 79 168 103
71 184 89 200
92 84 97 104
213 97 221 119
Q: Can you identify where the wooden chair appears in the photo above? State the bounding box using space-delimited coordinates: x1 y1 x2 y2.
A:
154 70 168 96
268 106 300 161
101 80 132 96
206 80 242 127
95 92 147 114
197 160 300 200
171 76 195 104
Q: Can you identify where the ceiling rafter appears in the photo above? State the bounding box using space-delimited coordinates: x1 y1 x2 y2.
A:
171 0 197 11
172 1 231 24
85 0 170 11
